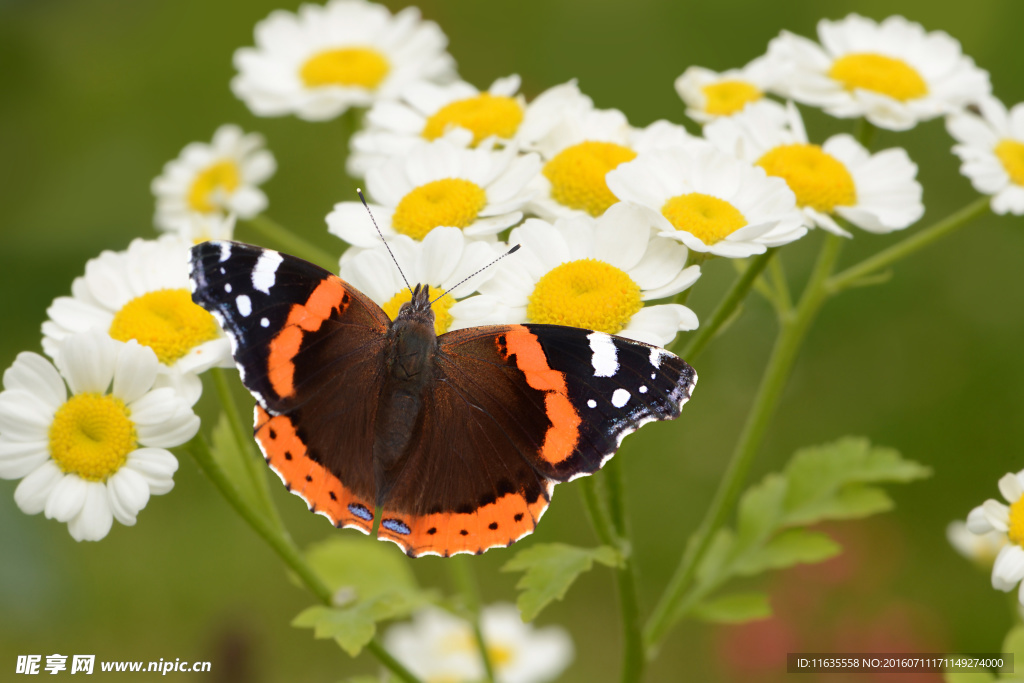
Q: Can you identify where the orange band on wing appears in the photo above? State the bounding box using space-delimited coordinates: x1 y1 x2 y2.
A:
254 405 374 533
502 326 581 464
377 486 553 557
267 278 348 398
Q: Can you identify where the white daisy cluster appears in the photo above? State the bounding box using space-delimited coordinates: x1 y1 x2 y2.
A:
383 604 573 683
309 10 995 349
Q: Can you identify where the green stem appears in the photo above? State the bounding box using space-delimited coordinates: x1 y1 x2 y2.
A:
449 558 496 683
604 459 645 683
644 234 843 653
579 462 644 683
185 436 331 603
240 214 338 271
365 640 423 683
186 437 424 683
578 477 616 548
670 249 776 361
827 196 990 293
210 368 281 529
767 253 793 315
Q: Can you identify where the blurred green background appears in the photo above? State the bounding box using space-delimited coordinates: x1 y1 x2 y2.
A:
2 0 1024 680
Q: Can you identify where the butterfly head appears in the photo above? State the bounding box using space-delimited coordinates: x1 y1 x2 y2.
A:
396 283 436 327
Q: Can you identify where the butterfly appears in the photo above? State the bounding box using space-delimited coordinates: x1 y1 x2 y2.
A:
189 240 697 557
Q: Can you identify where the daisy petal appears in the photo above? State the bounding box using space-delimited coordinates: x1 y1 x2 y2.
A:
13 461 64 515
67 481 114 542
44 474 88 522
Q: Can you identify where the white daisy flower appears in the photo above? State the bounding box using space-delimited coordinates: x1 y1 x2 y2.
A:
947 96 1024 215
526 103 695 221
767 14 990 131
339 227 499 335
177 213 237 245
462 203 700 347
348 78 596 178
151 125 275 234
965 470 1024 603
42 236 233 406
348 74 525 176
384 603 574 683
675 56 788 123
327 137 540 248
704 101 924 236
0 332 199 541
947 520 1007 568
232 0 455 121
606 142 806 258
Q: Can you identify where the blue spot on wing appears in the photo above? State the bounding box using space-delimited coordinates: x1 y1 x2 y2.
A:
348 503 373 521
382 518 411 535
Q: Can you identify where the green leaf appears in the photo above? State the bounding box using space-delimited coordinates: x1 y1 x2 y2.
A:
690 592 771 623
783 437 930 526
502 543 621 621
210 413 265 516
734 475 787 552
694 529 735 587
292 592 428 658
305 537 418 599
733 529 841 576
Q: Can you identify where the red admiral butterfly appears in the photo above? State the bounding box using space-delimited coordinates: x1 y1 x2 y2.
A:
189 241 697 557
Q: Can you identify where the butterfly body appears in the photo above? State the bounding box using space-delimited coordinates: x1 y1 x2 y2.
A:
189 241 697 557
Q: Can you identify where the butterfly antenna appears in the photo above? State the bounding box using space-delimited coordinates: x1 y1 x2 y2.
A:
431 244 521 305
357 188 412 294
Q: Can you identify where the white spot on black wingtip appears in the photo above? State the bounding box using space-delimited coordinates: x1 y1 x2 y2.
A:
587 399 597 408
260 317 270 328
236 294 252 317
587 332 618 377
639 385 648 394
218 242 232 263
252 250 283 294
611 388 630 408
224 283 232 293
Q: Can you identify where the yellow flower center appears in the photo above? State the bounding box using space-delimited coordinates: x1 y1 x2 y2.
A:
381 288 455 335
109 288 221 365
188 160 241 213
49 393 136 482
1009 497 1024 547
299 47 390 89
827 52 928 102
543 141 638 217
701 80 763 116
661 193 747 245
527 259 642 334
391 178 488 241
422 94 524 145
488 644 514 668
995 139 1024 187
756 143 857 213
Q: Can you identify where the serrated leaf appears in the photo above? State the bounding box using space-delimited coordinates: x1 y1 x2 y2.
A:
783 437 930 527
305 537 418 600
502 543 621 621
733 529 841 576
292 592 428 658
690 592 771 623
210 413 265 516
787 485 895 526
